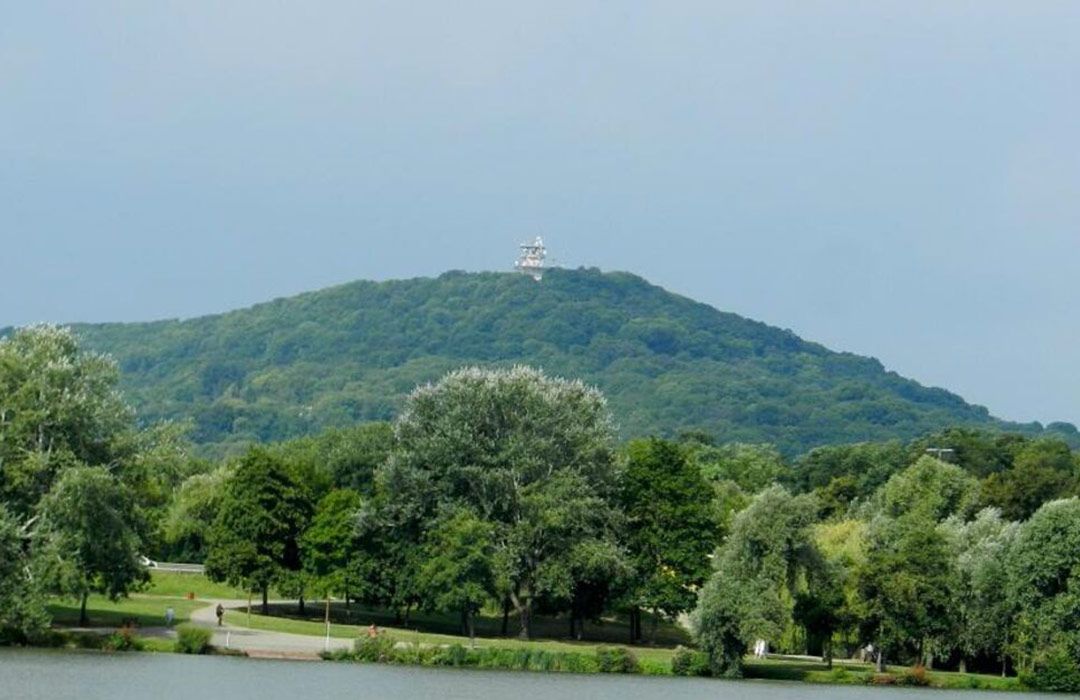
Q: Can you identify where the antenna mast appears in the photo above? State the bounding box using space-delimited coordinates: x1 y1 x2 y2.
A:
514 237 547 281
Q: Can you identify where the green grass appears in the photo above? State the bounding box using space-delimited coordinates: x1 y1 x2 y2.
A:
47 595 202 628
144 570 266 600
746 657 1023 691
231 604 677 664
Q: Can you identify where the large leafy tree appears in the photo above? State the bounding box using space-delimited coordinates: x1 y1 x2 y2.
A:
417 507 495 641
302 489 363 601
1006 498 1080 667
692 486 818 677
980 440 1077 521
381 366 621 638
877 455 979 522
34 466 146 625
0 505 48 641
856 514 958 670
620 438 718 642
204 448 313 613
940 508 1018 674
0 326 133 516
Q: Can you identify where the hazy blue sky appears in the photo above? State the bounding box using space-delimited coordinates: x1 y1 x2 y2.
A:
3 2 1078 425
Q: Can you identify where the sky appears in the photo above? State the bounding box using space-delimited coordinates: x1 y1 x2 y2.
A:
2 1 1078 425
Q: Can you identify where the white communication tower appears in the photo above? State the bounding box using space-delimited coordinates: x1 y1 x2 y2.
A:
514 237 547 281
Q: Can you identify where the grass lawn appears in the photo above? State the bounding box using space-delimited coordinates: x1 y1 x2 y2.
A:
144 570 263 600
229 603 678 665
48 594 203 629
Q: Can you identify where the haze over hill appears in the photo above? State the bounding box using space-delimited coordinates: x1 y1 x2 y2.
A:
57 268 1075 455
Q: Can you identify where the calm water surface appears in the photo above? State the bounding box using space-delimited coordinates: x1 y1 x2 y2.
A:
0 649 1052 700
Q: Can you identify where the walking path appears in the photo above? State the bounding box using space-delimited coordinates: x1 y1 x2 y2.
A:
189 600 355 658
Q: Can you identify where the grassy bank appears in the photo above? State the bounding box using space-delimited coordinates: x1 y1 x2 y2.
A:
47 595 201 628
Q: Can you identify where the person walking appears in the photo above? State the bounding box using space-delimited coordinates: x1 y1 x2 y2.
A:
165 607 175 627
216 603 225 626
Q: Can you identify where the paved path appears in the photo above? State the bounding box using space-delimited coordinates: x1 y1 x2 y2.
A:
189 600 355 658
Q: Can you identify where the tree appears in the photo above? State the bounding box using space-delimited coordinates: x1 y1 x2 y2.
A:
34 466 146 625
856 514 958 670
620 438 718 642
980 440 1077 521
160 467 231 562
689 442 790 494
417 507 495 641
0 505 48 641
0 325 134 516
302 488 363 633
940 508 1018 674
1006 498 1080 668
877 455 979 522
204 448 313 614
692 486 818 677
381 366 621 638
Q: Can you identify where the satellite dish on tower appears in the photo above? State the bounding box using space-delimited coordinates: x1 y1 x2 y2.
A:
514 237 547 281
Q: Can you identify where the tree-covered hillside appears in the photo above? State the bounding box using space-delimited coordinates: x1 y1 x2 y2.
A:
60 268 1066 454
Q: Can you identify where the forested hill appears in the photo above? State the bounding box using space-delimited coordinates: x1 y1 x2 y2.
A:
64 268 1062 454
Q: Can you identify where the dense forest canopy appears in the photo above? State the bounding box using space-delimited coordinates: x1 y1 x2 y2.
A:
33 269 1071 456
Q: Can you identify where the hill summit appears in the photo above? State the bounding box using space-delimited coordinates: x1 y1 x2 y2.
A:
69 268 1061 454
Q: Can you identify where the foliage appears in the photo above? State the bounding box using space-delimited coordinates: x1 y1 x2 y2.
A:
34 466 147 625
1020 646 1080 692
160 466 231 562
416 507 494 639
0 505 49 642
382 366 622 638
595 645 641 673
64 269 1069 456
671 645 711 676
692 486 818 677
856 514 958 667
620 438 719 626
876 456 979 522
174 624 213 654
204 447 313 608
102 625 143 652
1006 498 1080 664
0 325 135 517
301 489 362 599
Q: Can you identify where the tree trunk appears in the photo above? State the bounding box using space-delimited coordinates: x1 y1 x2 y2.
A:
824 638 833 670
649 607 659 644
518 601 531 639
262 585 269 615
500 597 510 636
959 658 967 674
79 590 89 626
876 649 884 673
403 604 411 627
298 593 305 616
461 607 469 637
466 609 476 645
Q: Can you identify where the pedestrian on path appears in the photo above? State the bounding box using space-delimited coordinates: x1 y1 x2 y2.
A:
165 607 175 627
216 603 225 626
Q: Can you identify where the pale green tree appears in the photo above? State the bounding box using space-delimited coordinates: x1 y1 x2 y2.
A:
34 466 146 625
382 366 621 638
692 486 818 676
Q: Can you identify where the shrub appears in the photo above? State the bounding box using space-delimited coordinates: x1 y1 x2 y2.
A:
352 634 397 663
1020 647 1080 692
174 625 213 654
897 665 929 686
867 673 898 685
671 646 710 677
102 626 143 652
595 646 640 674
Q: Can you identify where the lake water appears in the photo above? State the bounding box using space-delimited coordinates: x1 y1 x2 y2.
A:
0 649 1052 700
